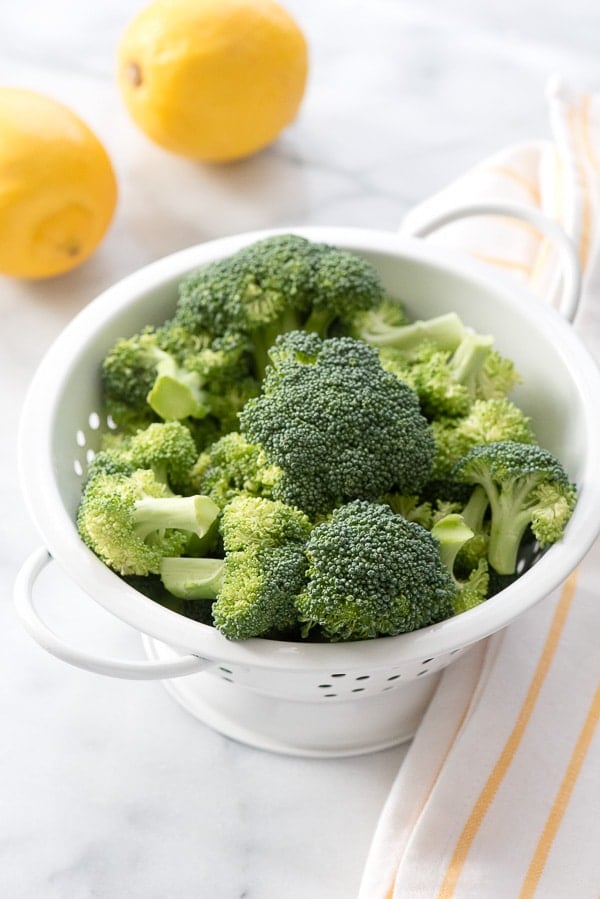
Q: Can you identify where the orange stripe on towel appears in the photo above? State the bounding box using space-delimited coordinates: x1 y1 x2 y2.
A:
436 570 579 899
471 253 532 274
567 102 592 269
519 685 600 899
481 164 542 204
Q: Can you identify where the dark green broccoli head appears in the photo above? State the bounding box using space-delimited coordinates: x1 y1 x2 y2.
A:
212 545 308 640
175 235 317 337
239 330 435 517
296 500 456 640
173 234 386 378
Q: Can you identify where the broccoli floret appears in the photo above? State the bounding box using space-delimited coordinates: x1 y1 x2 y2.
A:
86 421 199 494
189 432 282 509
380 342 473 419
346 296 409 342
296 500 456 641
127 421 199 492
212 545 307 640
158 495 311 638
174 234 385 378
431 513 489 612
220 495 312 553
77 469 220 576
369 310 520 420
431 398 536 480
239 331 435 517
101 327 210 424
452 441 577 575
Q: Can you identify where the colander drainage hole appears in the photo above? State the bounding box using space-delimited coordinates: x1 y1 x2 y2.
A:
355 675 370 681
387 674 400 681
422 657 434 664
351 688 365 693
417 669 429 676
318 684 333 689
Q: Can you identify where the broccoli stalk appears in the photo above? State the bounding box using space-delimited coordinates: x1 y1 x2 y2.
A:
453 441 577 575
147 363 208 421
160 557 225 600
354 311 468 353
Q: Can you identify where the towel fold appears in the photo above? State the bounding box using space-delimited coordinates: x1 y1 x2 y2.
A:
359 78 600 899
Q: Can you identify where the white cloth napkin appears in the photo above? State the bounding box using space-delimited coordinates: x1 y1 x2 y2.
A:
359 79 600 899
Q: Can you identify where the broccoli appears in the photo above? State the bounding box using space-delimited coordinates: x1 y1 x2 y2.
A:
346 295 409 343
101 327 210 424
452 441 577 575
189 431 282 509
86 421 199 495
220 495 312 553
173 234 385 378
431 513 490 613
380 331 508 420
430 398 536 481
239 330 435 517
352 309 468 353
365 310 520 420
159 556 225 600
163 544 307 640
77 468 220 576
158 495 312 638
295 500 456 641
212 545 307 640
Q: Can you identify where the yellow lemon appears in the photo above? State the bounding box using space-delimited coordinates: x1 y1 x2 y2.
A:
117 0 308 163
0 87 117 279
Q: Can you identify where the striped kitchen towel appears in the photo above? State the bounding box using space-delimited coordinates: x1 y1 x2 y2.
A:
358 79 600 899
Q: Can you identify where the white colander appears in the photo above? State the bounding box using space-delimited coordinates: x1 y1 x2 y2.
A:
14 209 600 758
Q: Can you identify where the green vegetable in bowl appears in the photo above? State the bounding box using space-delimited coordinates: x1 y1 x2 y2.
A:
75 233 578 642
239 329 435 517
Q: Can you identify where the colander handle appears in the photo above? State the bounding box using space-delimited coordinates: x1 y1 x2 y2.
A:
405 200 582 323
14 547 212 680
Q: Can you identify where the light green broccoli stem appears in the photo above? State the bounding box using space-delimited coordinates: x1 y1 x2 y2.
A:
147 355 209 421
461 485 490 533
132 495 220 542
450 332 494 395
160 557 225 600
431 513 475 574
363 311 468 353
483 474 538 575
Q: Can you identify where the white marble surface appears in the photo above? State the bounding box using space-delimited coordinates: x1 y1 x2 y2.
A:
2 2 600 897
